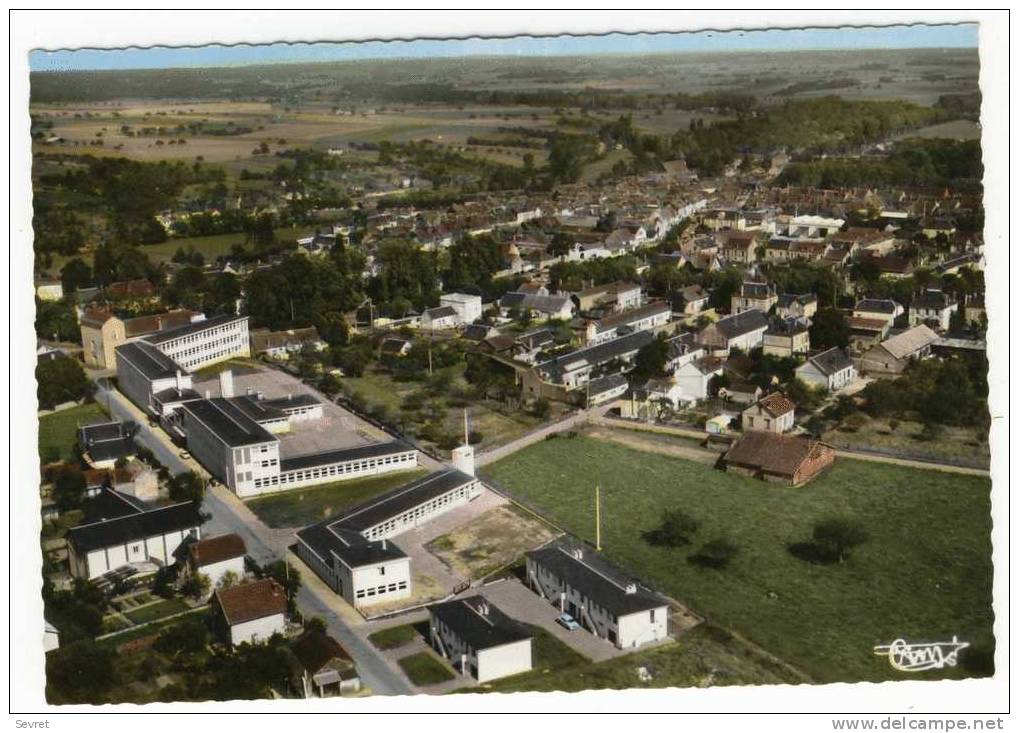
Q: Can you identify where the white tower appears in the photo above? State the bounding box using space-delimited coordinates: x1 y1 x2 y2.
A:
451 408 475 477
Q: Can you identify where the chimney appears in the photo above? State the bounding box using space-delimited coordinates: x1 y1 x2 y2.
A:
381 538 387 550
571 548 584 561
624 583 637 595
476 602 490 616
219 369 235 399
204 390 210 399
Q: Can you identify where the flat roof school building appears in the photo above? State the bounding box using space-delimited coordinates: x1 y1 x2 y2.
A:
526 541 670 650
296 469 481 609
179 397 418 498
145 313 250 372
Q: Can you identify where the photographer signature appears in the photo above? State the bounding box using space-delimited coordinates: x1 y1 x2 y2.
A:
873 636 970 672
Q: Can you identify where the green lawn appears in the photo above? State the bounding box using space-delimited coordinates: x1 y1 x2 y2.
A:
824 416 990 469
139 226 314 264
368 623 421 651
246 469 426 528
398 651 455 686
464 624 799 694
124 598 190 625
483 436 994 684
38 402 108 464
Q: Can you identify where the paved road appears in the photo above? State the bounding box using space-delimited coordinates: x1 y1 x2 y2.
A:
93 380 414 695
475 403 614 466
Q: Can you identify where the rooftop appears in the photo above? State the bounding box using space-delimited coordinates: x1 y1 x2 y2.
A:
67 499 202 554
146 314 248 345
527 541 669 618
214 578 287 626
181 398 278 448
115 340 181 381
429 596 532 651
189 533 246 568
725 432 830 477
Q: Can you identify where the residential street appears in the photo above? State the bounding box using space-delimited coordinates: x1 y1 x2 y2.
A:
93 377 416 696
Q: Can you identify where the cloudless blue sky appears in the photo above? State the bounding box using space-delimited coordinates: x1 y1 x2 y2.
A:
30 24 977 72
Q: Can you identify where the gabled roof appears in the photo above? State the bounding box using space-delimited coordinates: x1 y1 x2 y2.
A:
67 500 202 554
181 398 278 448
725 432 829 477
805 347 854 376
423 305 458 320
877 325 940 360
190 533 246 568
290 630 354 675
711 310 769 339
526 541 669 617
429 596 531 651
214 578 287 626
854 298 899 315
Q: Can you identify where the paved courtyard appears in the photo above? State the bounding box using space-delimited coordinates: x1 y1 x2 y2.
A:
192 366 388 456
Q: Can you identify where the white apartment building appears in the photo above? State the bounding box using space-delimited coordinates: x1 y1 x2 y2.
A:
428 596 533 682
526 542 670 650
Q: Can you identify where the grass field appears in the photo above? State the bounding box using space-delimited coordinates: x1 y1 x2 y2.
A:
38 402 108 464
397 651 455 686
246 469 426 528
368 623 420 651
823 416 990 469
140 227 314 265
465 624 799 694
124 598 191 625
483 436 994 684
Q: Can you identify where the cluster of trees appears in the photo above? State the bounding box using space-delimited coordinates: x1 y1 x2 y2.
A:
35 299 80 343
777 138 983 191
36 356 93 410
548 255 638 292
244 249 364 341
162 266 241 314
668 97 940 176
858 354 989 430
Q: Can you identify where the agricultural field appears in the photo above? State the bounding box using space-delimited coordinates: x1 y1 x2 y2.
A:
38 401 108 464
483 435 994 684
245 469 427 528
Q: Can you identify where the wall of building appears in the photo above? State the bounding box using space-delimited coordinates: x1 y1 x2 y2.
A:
250 449 418 497
617 608 669 649
360 478 481 541
72 527 199 579
159 318 251 372
476 640 533 683
196 555 246 589
229 613 286 646
348 557 412 607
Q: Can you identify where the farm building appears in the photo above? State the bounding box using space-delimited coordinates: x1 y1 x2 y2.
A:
723 432 835 486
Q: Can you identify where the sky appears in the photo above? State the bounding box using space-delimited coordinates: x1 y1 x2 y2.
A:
29 24 978 73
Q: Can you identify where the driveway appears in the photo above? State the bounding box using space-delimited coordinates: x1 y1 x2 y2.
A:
476 577 646 663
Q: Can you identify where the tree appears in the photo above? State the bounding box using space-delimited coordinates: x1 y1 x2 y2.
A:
216 570 240 590
60 258 93 294
631 336 669 382
46 640 118 703
809 307 850 350
35 299 80 342
182 572 211 599
168 472 204 503
36 357 93 410
811 518 869 563
642 509 700 548
304 616 328 634
155 614 210 657
53 465 87 512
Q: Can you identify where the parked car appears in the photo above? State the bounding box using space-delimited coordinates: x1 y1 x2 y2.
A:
556 613 581 631
178 450 191 460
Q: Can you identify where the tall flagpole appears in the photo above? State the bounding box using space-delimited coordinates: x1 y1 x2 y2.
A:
595 485 601 552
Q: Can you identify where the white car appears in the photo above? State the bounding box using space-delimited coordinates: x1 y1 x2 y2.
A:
178 450 191 460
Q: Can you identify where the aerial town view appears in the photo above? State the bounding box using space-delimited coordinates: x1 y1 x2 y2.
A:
21 17 1000 714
